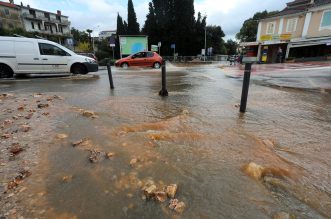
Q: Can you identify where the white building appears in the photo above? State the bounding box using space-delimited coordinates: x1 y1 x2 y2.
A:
99 30 116 40
18 3 71 44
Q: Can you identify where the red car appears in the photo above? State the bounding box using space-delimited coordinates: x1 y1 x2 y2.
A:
115 51 163 69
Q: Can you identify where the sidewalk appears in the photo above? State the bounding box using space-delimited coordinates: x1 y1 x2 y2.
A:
221 61 331 77
221 61 331 91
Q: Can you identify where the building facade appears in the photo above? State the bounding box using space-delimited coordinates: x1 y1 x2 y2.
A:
19 3 71 43
242 0 331 63
0 1 72 46
0 1 23 30
99 30 116 40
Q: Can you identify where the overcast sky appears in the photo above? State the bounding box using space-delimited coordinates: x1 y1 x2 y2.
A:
17 0 289 39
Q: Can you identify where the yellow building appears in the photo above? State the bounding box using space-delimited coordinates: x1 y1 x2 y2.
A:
243 0 331 63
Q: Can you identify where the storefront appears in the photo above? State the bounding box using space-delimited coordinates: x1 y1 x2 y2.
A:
286 37 331 61
258 34 291 63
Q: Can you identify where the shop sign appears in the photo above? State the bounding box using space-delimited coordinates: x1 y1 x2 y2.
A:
260 34 292 41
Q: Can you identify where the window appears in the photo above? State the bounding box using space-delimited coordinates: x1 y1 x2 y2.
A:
4 8 10 16
320 10 331 29
38 23 41 30
286 18 298 32
266 22 276 34
39 43 68 56
31 22 34 29
133 52 146 58
147 52 154 57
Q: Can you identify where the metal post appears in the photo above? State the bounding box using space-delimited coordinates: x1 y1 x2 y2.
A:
159 64 168 97
240 63 252 113
204 27 207 62
107 64 114 90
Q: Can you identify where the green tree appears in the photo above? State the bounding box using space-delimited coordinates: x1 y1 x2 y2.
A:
225 39 238 55
236 10 278 42
127 0 140 34
206 25 226 55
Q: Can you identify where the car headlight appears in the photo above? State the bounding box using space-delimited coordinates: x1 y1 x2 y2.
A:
85 58 96 63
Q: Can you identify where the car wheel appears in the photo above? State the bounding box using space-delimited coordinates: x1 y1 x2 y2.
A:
121 63 129 69
0 64 14 79
153 62 161 69
72 64 87 75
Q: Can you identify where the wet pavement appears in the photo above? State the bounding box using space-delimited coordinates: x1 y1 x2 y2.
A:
0 63 331 219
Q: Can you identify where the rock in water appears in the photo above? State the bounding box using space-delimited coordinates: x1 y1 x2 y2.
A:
166 184 178 198
82 110 95 118
174 201 186 214
143 184 157 199
155 191 167 202
243 162 265 180
20 124 31 132
169 199 179 209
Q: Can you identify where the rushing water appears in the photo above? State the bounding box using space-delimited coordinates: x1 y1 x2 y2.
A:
1 64 331 219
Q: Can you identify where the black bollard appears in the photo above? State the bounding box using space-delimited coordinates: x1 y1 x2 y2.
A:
240 63 252 113
107 63 114 90
159 64 168 96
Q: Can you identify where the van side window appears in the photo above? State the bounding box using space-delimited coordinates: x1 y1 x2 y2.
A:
39 43 68 56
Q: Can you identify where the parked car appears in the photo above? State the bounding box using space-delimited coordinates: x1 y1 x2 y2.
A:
77 52 98 62
0 36 98 78
115 51 163 69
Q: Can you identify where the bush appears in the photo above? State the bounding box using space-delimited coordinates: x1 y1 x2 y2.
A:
99 58 116 66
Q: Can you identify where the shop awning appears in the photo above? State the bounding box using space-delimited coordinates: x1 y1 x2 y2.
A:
239 42 259 47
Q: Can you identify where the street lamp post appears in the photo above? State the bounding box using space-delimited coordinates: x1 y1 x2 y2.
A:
91 25 100 54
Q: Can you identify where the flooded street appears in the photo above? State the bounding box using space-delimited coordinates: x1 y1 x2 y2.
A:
1 64 331 219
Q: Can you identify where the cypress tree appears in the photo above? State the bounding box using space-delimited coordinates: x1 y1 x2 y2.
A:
127 0 140 35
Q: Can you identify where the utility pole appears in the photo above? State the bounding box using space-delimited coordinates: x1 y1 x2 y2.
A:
204 27 207 62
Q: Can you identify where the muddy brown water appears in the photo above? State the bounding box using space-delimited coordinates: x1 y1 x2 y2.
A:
1 65 331 219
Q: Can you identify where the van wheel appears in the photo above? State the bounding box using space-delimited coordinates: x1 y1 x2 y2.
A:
0 64 14 79
72 64 87 75
153 62 161 69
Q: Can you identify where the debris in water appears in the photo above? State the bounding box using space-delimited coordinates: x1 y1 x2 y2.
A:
72 138 89 147
25 113 33 120
169 199 179 209
3 119 13 125
37 103 49 109
62 175 73 183
166 184 178 198
56 133 68 139
20 124 31 132
89 149 102 163
243 162 291 180
17 105 25 111
9 143 24 155
168 199 186 213
130 158 139 167
143 184 157 199
174 201 186 214
33 93 43 98
1 133 11 139
243 162 265 180
155 191 167 202
53 95 64 100
106 152 115 159
82 110 96 118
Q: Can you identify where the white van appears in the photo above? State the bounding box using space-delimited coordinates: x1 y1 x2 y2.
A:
0 36 98 78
